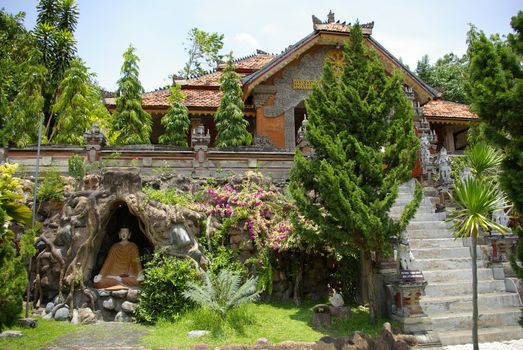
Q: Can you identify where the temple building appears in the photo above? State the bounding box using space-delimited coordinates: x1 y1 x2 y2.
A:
105 12 478 153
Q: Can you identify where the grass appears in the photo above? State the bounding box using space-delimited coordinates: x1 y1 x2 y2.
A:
142 300 396 349
0 318 80 350
0 301 395 350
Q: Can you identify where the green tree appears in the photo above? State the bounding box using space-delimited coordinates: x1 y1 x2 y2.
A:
178 28 224 78
467 12 523 284
289 24 420 321
113 45 152 145
214 53 252 147
415 53 469 103
0 163 34 331
0 10 47 147
33 0 79 140
448 142 507 350
159 84 190 146
51 60 109 144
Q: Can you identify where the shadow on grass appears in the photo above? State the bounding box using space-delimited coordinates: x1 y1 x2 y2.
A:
281 300 396 338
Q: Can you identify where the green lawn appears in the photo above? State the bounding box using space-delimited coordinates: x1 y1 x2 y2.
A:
0 301 394 350
0 318 80 350
142 301 395 349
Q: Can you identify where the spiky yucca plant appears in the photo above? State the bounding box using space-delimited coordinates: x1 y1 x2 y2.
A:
182 269 259 317
448 142 508 350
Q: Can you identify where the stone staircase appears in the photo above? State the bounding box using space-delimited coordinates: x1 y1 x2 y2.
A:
391 181 523 346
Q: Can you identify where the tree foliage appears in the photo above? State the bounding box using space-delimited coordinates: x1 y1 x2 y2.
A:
415 53 469 103
0 10 47 147
159 84 190 146
0 163 34 332
34 0 79 140
214 53 252 147
52 60 110 144
289 24 419 319
467 11 523 284
113 45 152 145
179 28 224 79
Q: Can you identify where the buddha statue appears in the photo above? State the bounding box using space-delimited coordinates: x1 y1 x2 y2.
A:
93 228 143 289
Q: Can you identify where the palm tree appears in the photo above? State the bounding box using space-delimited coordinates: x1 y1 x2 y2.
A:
448 142 508 350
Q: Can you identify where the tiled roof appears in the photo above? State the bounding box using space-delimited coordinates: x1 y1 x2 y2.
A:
107 53 275 108
182 89 222 108
235 53 275 70
422 99 478 119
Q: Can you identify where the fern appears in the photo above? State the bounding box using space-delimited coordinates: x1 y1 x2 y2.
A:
182 269 259 317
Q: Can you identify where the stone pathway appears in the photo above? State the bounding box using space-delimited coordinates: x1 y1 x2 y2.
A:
41 322 148 350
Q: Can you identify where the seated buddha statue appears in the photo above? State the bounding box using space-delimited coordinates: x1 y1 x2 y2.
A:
93 228 143 289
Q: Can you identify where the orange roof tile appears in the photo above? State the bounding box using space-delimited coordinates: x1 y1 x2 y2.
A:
235 53 275 70
422 99 478 119
116 52 276 109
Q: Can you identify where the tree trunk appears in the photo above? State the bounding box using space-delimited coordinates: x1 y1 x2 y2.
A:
471 234 479 350
360 250 377 322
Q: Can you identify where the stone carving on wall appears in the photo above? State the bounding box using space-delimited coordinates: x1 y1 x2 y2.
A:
34 169 206 321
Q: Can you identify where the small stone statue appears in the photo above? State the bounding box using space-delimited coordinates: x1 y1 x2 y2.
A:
328 289 344 307
93 228 143 289
436 147 452 185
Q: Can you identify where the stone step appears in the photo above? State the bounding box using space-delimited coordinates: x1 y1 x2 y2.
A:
407 221 452 230
430 308 521 332
421 292 521 314
422 268 493 283
407 229 453 239
437 325 523 346
415 257 484 271
413 212 447 221
412 247 471 260
425 279 507 296
409 238 463 249
390 204 434 213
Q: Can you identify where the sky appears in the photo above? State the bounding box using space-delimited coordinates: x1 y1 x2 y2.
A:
1 0 521 92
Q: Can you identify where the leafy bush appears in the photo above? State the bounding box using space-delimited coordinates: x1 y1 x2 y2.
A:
37 168 64 202
182 269 259 318
67 154 85 181
134 251 198 324
143 186 190 206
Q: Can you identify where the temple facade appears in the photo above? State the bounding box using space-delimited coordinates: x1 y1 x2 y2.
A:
105 12 478 153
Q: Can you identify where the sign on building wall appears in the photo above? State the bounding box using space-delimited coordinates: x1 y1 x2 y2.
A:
292 80 316 90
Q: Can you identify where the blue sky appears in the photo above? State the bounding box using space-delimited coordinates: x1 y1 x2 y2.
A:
1 0 521 91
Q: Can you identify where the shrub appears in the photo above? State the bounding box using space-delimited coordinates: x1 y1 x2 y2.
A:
134 251 198 324
37 168 64 202
68 154 85 181
182 269 259 318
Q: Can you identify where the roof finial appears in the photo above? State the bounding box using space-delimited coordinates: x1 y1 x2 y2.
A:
327 10 335 23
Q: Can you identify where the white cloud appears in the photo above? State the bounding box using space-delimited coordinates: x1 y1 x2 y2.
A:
234 32 259 50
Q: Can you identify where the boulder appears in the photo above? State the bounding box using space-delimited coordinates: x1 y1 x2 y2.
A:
71 309 79 324
187 330 210 338
78 307 97 324
45 302 55 314
121 301 137 313
54 307 70 321
114 311 131 322
126 288 139 302
102 298 115 310
0 330 23 338
111 290 128 299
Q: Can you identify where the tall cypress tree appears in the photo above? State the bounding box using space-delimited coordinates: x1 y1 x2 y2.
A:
113 45 152 145
214 53 252 147
159 84 190 146
467 12 523 279
289 24 419 320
